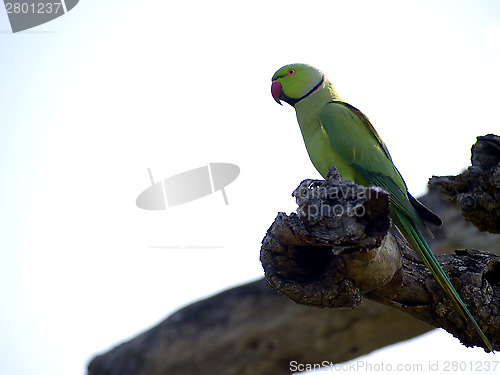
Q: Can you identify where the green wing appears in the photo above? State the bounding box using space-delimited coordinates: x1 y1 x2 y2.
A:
316 101 491 350
318 101 420 224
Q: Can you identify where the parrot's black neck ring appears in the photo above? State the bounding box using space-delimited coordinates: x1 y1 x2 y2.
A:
286 75 325 106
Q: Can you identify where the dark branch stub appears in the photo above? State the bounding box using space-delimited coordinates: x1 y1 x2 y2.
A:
430 134 500 234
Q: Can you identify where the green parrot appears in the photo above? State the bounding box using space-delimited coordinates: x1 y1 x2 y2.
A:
271 63 492 351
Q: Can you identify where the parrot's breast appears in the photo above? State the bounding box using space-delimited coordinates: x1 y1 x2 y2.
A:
296 111 364 184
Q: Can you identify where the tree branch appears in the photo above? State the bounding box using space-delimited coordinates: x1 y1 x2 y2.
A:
88 134 500 375
87 280 432 375
260 167 500 351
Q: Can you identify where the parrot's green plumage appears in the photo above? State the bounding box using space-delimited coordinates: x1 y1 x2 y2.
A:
271 63 493 351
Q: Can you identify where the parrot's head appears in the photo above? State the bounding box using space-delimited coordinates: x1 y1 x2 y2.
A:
271 63 325 106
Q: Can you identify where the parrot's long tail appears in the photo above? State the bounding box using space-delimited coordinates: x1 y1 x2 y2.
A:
396 213 493 352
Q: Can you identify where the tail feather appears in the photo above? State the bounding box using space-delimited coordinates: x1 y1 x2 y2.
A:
396 212 493 351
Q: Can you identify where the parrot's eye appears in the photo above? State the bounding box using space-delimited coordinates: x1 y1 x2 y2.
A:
287 69 296 76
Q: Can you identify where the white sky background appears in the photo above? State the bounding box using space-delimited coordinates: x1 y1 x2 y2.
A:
0 1 499 374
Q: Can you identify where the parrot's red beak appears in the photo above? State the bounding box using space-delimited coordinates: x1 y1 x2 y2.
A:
271 81 283 105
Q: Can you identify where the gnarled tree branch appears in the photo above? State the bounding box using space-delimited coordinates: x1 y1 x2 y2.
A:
260 167 500 351
88 134 500 375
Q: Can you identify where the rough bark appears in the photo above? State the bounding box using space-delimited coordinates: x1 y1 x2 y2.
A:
88 134 500 375
87 280 432 375
430 134 500 234
260 168 500 351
